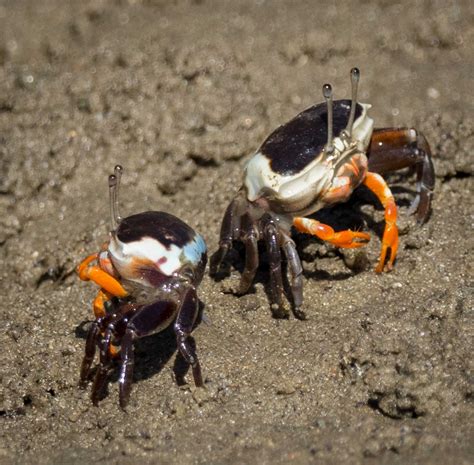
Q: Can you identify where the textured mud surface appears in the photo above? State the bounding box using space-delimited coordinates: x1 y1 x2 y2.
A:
1 1 473 464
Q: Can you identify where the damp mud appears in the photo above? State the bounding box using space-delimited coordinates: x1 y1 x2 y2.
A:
0 1 473 464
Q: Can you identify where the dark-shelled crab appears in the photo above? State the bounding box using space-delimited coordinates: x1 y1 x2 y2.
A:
211 68 434 319
77 166 207 407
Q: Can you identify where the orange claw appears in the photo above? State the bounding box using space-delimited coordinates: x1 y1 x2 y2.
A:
93 289 112 319
77 253 128 298
363 172 399 272
77 253 99 278
293 217 370 249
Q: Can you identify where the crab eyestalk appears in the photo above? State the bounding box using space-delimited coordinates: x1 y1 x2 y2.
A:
108 165 123 231
323 83 334 154
345 67 360 137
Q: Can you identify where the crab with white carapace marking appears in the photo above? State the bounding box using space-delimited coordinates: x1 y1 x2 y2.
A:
77 166 207 408
211 68 434 319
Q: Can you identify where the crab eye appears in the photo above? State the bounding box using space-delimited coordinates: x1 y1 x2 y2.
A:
108 165 123 232
322 83 334 154
345 67 360 137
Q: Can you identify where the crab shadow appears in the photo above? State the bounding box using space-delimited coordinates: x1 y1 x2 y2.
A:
74 301 205 403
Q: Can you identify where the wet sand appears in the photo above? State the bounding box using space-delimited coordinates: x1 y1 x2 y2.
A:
0 1 473 464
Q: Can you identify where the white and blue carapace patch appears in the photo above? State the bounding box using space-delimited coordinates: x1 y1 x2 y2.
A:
181 233 207 266
108 232 206 281
107 211 207 282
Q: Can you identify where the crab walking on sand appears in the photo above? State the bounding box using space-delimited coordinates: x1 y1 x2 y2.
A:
77 166 207 408
211 68 434 319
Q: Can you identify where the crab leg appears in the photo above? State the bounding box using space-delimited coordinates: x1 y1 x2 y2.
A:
79 320 100 387
363 172 399 272
293 218 370 248
91 326 113 406
174 287 203 387
210 198 241 275
237 213 260 295
281 234 304 319
262 216 286 318
77 253 128 298
367 127 435 223
118 328 136 409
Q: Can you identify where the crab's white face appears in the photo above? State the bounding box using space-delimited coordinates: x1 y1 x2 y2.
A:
108 234 183 280
243 102 374 217
97 211 207 293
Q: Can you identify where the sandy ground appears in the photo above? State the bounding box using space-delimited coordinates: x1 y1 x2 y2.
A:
0 1 473 464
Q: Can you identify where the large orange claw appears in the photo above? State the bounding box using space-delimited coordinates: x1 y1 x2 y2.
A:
363 172 399 272
293 217 370 249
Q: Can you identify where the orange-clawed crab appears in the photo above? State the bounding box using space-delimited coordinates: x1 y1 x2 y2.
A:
77 166 207 407
211 68 434 319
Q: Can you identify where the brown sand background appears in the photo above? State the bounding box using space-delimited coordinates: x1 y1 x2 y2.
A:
0 1 473 464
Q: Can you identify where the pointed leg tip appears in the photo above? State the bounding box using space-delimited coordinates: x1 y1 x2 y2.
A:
271 304 289 319
293 308 307 320
119 399 129 410
209 259 219 276
78 379 88 389
375 261 395 273
193 370 204 388
236 282 251 296
416 210 431 225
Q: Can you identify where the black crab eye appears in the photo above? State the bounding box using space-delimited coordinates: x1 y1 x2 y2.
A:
322 83 334 154
345 67 360 137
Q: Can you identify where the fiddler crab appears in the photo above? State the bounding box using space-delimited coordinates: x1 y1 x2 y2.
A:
211 68 434 319
77 166 207 408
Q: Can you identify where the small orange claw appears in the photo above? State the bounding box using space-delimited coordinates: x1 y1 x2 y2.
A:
329 229 371 248
93 289 112 319
77 253 99 278
77 253 128 298
363 172 399 272
293 217 370 249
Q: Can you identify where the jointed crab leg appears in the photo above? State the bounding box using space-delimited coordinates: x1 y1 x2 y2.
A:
363 172 399 272
118 328 135 409
79 320 100 387
91 326 114 406
293 217 371 248
238 213 260 295
262 215 286 317
174 288 203 387
210 199 240 275
281 234 304 318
